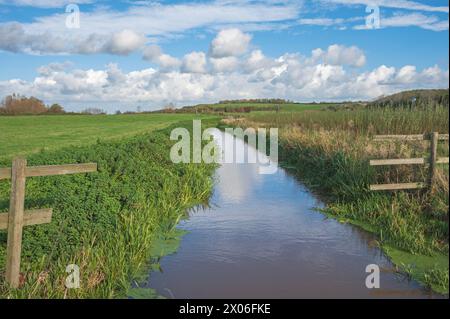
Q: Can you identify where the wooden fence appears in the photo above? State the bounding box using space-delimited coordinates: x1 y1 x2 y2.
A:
370 132 449 191
0 158 97 288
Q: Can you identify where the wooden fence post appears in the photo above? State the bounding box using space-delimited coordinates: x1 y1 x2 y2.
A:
5 158 27 288
428 132 439 193
1 160 97 288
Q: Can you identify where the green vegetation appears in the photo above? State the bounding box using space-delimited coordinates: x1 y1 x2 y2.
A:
369 89 449 108
0 90 448 297
176 101 334 114
0 119 218 298
252 104 447 134
0 114 214 160
226 103 449 294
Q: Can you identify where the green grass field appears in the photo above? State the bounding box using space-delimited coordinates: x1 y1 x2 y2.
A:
0 114 216 160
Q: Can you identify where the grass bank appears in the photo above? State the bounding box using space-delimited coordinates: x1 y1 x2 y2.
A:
225 105 449 294
0 119 218 298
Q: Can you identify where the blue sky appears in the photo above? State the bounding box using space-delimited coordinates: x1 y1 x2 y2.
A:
0 0 448 111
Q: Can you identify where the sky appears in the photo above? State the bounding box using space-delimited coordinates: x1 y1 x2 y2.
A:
0 0 448 112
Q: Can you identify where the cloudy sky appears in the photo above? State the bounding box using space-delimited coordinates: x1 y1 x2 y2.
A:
0 0 448 112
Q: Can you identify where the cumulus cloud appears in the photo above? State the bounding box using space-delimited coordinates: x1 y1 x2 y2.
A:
395 65 417 83
2 43 447 111
0 24 147 55
0 22 68 54
244 50 274 73
143 45 181 71
311 44 366 67
37 61 73 75
210 56 240 73
182 51 207 74
103 30 146 55
0 27 447 111
142 45 162 60
210 28 252 58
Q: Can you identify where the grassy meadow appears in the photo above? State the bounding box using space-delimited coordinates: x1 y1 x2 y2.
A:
223 104 449 293
0 114 215 160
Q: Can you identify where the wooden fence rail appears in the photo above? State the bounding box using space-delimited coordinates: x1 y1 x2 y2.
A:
0 158 97 288
370 132 449 191
373 134 449 141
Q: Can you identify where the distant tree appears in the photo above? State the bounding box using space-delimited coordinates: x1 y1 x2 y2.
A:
48 103 65 114
0 94 47 115
82 107 106 115
218 99 290 104
115 110 122 115
163 102 175 113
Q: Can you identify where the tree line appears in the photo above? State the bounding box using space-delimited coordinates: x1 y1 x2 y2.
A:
369 89 449 108
218 98 293 104
0 94 106 115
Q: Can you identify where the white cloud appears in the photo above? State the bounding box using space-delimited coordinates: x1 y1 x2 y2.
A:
182 51 207 73
301 0 449 32
353 12 449 31
158 54 183 70
210 28 252 58
142 44 162 60
210 56 240 73
0 24 147 55
0 1 299 55
244 50 273 72
365 65 396 83
2 46 447 111
37 61 73 75
420 64 447 83
323 0 449 13
395 65 417 83
0 0 92 8
298 18 347 26
381 13 449 31
143 45 181 71
103 29 146 55
0 28 447 110
311 44 366 67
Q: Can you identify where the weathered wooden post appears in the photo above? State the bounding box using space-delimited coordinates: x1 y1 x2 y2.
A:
5 158 27 288
0 159 97 288
428 132 439 193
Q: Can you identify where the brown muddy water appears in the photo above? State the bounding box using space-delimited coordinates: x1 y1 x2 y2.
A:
145 131 441 299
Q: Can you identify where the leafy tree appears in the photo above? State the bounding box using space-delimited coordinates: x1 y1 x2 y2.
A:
48 103 65 114
0 94 47 115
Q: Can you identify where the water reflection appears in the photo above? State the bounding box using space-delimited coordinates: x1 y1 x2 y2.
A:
146 131 440 299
